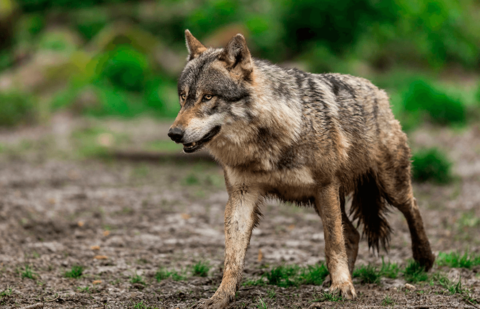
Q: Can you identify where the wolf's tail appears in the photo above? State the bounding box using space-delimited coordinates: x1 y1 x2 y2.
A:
349 170 392 252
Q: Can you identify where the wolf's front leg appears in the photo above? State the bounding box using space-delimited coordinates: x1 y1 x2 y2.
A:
316 183 356 300
199 188 260 309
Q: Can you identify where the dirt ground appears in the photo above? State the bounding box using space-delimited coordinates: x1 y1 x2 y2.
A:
0 116 479 308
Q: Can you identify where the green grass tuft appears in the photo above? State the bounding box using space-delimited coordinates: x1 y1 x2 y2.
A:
64 265 84 279
403 261 428 283
130 273 145 285
155 268 186 282
412 148 453 184
381 295 395 306
183 174 200 185
265 265 298 287
20 265 37 280
256 297 268 309
436 252 480 269
298 264 330 285
192 261 210 277
0 287 13 298
353 264 382 284
380 260 401 279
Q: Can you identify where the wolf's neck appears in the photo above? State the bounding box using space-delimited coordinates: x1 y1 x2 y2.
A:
207 65 304 171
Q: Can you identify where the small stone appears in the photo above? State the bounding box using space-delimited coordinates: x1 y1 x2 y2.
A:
90 245 100 250
94 255 108 260
92 280 102 285
405 283 415 290
78 221 84 227
103 230 110 237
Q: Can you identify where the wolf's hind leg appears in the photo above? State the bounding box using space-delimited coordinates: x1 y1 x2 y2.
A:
378 144 435 271
341 195 360 275
393 196 435 270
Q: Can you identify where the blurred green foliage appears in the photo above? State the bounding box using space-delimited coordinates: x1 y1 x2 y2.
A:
402 79 466 127
0 0 479 129
412 148 453 184
0 91 35 127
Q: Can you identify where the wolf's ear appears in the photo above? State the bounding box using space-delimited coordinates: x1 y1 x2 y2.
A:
185 30 207 60
219 34 253 78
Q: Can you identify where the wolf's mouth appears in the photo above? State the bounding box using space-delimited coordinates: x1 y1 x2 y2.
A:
183 126 221 153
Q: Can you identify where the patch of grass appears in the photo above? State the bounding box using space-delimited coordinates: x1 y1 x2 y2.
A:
381 295 395 306
322 291 343 302
253 263 330 288
133 301 156 309
403 261 428 283
434 273 475 304
21 265 37 280
267 289 276 299
243 278 266 287
457 212 480 229
353 264 381 284
130 273 145 285
77 286 92 293
436 252 480 269
256 297 268 309
64 265 84 279
265 265 299 287
380 260 400 279
183 174 200 186
155 268 186 282
402 79 466 126
192 261 210 277
412 148 453 184
0 288 12 298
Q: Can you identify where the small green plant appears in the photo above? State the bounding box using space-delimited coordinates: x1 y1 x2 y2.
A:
0 287 12 298
77 286 91 293
192 261 210 277
265 265 299 287
130 273 145 285
243 278 266 286
380 260 400 279
436 252 480 269
412 148 453 184
133 301 150 309
298 264 330 285
381 295 395 306
64 265 84 279
267 289 276 299
256 297 268 309
403 261 428 283
184 174 200 185
155 268 186 282
353 264 381 284
21 265 37 280
322 291 343 302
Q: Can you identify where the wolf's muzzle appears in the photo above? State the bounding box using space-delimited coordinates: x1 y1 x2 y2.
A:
168 127 184 143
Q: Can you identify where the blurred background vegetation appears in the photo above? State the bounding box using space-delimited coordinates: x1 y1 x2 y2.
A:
1 0 479 183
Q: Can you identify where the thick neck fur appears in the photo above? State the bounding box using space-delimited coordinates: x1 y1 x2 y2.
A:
207 59 303 172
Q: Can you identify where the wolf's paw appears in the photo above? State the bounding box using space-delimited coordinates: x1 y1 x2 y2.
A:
329 280 356 300
413 247 436 271
195 295 231 309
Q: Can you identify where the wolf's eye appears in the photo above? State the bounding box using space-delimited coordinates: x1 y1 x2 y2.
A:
181 94 187 100
203 94 213 101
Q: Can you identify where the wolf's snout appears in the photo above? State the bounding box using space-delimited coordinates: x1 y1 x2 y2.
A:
168 127 185 143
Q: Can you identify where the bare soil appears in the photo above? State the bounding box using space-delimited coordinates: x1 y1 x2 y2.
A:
0 117 479 308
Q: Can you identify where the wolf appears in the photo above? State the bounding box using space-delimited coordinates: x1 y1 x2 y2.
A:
168 30 435 308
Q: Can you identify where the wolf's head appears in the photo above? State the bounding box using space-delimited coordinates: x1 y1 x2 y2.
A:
168 30 255 153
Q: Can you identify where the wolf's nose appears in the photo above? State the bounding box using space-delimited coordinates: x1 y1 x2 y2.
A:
168 127 184 143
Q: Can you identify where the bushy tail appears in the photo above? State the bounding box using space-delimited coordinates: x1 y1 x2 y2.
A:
349 170 392 252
